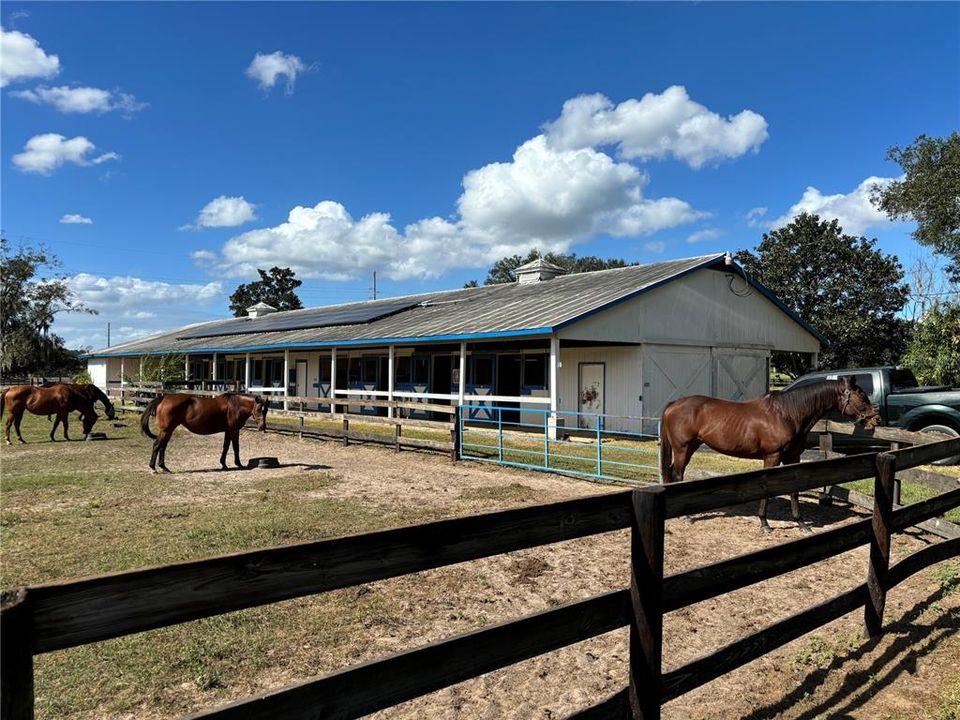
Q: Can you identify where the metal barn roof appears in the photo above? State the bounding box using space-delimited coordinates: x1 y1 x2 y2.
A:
88 253 824 357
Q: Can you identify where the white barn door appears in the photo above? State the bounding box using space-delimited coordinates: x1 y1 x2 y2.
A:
642 345 712 419
714 351 768 401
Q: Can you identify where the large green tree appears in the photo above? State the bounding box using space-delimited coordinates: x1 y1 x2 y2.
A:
872 132 960 280
467 249 635 287
735 213 910 378
0 238 92 377
228 267 304 317
900 301 960 386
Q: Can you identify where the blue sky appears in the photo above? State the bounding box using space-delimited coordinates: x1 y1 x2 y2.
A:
2 2 958 350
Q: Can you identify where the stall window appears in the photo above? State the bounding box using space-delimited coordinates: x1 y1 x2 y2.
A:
523 354 547 388
395 357 412 384
471 356 494 386
362 357 379 384
412 356 430 384
348 358 362 384
318 358 332 383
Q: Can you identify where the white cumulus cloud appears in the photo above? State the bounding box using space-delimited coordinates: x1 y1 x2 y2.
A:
66 273 223 309
60 213 92 224
246 51 306 94
55 274 226 349
644 241 666 254
185 196 257 229
745 206 767 227
686 227 723 244
11 85 147 115
201 86 766 280
0 26 59 87
12 133 120 175
543 86 768 169
770 176 899 235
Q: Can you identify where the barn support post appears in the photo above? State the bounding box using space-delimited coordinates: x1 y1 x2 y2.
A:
211 353 218 383
387 345 395 419
244 353 251 393
629 486 665 720
458 342 466 408
184 354 190 384
548 335 559 440
283 349 290 411
865 452 897 637
139 356 144 383
330 348 338 415
120 357 125 402
1 588 35 720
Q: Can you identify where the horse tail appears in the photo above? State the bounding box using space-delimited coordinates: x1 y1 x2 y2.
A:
658 401 676 484
140 395 162 439
0 388 6 420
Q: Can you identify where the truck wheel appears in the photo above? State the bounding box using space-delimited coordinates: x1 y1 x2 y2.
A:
918 423 960 465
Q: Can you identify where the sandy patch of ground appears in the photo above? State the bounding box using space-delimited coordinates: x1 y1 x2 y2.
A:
3 418 958 719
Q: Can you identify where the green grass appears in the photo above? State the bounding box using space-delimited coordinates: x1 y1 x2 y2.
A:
0 412 493 718
843 478 960 523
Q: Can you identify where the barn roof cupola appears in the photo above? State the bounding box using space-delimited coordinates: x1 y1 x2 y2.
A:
514 258 565 284
246 302 278 319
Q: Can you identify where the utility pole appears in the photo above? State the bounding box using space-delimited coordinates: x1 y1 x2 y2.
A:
107 322 111 348
372 271 377 300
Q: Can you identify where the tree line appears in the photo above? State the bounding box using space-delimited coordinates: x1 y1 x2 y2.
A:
3 133 957 386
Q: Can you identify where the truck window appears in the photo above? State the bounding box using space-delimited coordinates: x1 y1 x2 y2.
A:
838 373 875 399
889 369 919 392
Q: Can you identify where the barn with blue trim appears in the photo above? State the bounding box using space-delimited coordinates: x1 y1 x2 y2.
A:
85 252 825 431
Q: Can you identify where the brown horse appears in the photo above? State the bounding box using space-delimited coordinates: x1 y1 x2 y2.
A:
1 384 102 444
659 377 878 532
41 383 116 422
140 393 268 473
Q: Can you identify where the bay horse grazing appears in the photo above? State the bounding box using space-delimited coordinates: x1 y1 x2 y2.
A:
42 383 116 422
1 384 101 444
659 377 878 532
140 393 268 473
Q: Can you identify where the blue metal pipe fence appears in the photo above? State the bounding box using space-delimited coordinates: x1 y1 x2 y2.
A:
458 404 660 484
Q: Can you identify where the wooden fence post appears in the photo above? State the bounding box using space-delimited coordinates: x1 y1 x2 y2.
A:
818 433 834 506
451 409 460 463
343 417 350 447
865 452 896 637
1 588 34 720
629 486 666 720
395 423 402 453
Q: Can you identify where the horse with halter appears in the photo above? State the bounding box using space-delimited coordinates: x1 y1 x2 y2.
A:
140 393 268 473
659 377 878 532
1 384 110 443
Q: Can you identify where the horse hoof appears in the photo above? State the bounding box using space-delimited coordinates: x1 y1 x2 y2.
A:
161 467 172 474
799 524 813 534
760 525 773 534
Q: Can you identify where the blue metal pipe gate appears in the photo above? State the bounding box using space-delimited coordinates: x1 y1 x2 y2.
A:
458 404 660 484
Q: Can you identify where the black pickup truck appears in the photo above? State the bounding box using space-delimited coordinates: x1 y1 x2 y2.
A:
787 366 960 463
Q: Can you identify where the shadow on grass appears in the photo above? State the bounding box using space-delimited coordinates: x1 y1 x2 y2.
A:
739 584 959 720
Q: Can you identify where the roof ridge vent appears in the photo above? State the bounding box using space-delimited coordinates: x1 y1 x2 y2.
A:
515 257 565 284
246 302 278 318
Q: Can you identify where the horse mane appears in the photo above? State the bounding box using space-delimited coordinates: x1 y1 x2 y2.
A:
761 380 839 425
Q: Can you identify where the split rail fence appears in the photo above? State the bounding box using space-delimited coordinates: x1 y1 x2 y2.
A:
107 384 461 460
3 431 959 720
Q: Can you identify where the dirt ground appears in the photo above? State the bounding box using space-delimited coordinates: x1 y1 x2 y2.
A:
2 418 959 719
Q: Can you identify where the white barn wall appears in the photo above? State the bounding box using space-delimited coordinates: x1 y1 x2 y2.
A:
559 267 819 353
558 347 643 432
88 359 107 390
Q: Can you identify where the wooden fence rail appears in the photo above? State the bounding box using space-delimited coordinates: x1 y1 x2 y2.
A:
2 435 959 720
107 386 461 458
